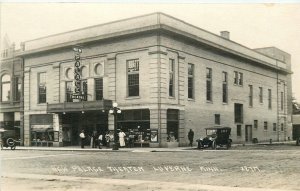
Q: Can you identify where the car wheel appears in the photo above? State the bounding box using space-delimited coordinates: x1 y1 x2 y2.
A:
6 138 15 147
211 141 216 150
11 146 16 150
226 141 231 149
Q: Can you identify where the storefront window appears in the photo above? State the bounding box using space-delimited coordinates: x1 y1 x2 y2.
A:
167 109 179 142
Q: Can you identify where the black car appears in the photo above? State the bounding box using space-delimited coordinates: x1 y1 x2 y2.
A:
0 129 17 150
196 127 232 149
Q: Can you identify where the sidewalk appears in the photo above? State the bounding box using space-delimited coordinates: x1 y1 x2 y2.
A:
7 141 296 152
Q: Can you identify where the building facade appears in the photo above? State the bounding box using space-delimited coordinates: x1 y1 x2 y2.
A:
0 36 24 144
17 13 293 147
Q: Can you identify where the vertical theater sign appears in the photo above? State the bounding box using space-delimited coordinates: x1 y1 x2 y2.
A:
72 47 87 101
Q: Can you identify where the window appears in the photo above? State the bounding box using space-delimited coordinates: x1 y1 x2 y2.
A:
15 77 21 101
95 78 103 100
65 81 73 102
273 123 277 131
264 121 268 130
215 114 220 125
268 89 272 109
259 87 263 103
234 71 243 86
222 72 228 103
188 64 194 99
234 103 243 123
1 74 11 102
254 120 258 129
281 92 284 111
169 59 175 97
38 73 46 103
127 59 139 97
249 85 253 107
167 109 179 141
81 80 88 101
281 123 284 131
237 125 242 136
206 68 212 101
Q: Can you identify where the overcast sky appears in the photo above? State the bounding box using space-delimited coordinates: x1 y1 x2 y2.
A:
1 3 299 101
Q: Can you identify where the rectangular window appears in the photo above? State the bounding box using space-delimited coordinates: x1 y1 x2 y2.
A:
234 103 243 123
264 121 268 130
66 81 73 102
127 59 139 97
95 78 103 100
14 77 21 101
81 80 88 101
234 71 243 86
249 85 253 107
273 123 277 131
259 87 263 103
222 72 228 103
169 59 175 97
38 73 46 103
206 68 212 101
215 114 220 125
237 125 242 136
268 89 272 109
281 92 284 111
188 63 194 99
254 120 258 129
281 123 284 131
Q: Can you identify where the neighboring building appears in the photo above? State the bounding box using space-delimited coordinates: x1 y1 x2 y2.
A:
0 35 24 144
17 13 293 147
292 102 300 142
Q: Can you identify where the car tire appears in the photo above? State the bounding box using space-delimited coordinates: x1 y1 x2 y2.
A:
226 140 231 149
212 141 216 150
6 138 15 147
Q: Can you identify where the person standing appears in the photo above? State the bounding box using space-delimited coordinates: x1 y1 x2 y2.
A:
79 130 85 149
188 129 194 147
118 130 126 148
98 133 103 149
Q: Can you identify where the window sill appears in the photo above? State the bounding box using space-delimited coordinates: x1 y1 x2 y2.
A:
169 96 176 99
126 96 140 100
206 100 213 104
222 102 228 105
187 98 195 101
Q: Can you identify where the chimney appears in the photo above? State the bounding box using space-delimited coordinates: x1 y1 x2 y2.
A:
220 31 230 39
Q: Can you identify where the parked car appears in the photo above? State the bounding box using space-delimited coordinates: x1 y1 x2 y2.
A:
196 127 232 149
0 129 17 150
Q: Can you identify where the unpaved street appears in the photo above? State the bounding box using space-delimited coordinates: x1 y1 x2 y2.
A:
1 144 300 191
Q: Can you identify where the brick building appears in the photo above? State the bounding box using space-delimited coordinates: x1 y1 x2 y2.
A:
0 35 24 143
17 13 293 147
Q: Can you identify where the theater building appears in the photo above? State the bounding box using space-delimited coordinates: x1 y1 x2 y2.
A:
0 36 24 144
18 13 293 147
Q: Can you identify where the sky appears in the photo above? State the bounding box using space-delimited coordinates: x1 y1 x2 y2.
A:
0 3 299 101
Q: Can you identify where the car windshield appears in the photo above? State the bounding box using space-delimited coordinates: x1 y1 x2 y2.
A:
206 129 217 137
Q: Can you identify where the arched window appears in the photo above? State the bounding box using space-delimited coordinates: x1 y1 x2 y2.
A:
65 68 73 80
1 74 11 101
94 63 103 76
80 66 88 79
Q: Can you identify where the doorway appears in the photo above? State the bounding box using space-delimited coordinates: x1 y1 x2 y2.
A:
245 125 252 142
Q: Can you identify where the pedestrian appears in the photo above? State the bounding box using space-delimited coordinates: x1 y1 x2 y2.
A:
105 131 110 148
98 133 103 149
188 129 194 147
118 130 126 148
79 130 85 149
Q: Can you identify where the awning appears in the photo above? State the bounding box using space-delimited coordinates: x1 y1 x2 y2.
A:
31 125 53 132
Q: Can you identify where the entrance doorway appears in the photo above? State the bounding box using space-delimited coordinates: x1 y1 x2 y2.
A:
245 125 252 142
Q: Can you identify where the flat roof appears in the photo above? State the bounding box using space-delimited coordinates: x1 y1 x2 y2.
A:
18 12 289 72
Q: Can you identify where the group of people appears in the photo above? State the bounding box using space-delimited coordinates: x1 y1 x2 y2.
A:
79 130 127 149
79 129 196 148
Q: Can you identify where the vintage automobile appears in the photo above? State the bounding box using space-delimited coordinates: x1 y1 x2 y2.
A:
0 129 17 150
196 127 232 149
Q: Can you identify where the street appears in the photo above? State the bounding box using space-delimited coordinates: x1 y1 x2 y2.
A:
1 144 300 191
